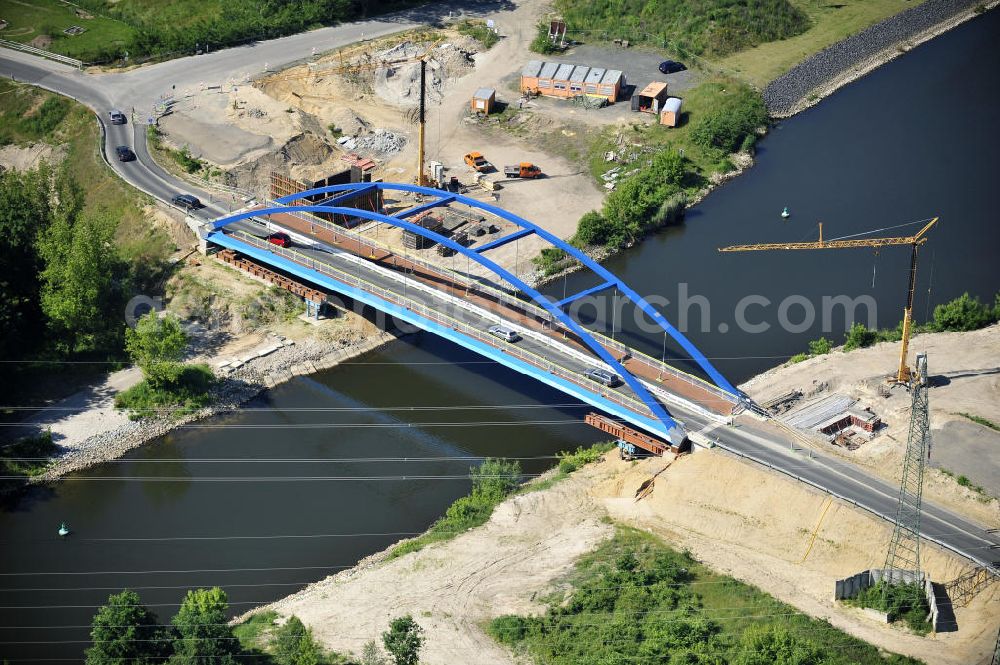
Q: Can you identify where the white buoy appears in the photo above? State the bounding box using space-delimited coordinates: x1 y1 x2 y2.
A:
781 206 790 219
58 522 70 537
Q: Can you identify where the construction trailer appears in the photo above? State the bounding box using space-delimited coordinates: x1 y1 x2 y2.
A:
471 87 496 114
659 97 683 127
632 81 669 114
520 60 623 102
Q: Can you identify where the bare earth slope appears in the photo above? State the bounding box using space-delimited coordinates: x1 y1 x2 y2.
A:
250 449 999 665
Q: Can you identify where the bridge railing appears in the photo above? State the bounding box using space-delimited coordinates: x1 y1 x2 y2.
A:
228 230 658 421
264 203 739 403
0 39 84 69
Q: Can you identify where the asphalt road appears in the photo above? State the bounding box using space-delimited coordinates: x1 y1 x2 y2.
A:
2 35 997 571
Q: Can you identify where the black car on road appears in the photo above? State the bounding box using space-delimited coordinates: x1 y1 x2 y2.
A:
115 146 135 162
658 60 686 74
171 194 203 211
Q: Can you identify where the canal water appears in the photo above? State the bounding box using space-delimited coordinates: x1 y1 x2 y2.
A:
2 9 999 663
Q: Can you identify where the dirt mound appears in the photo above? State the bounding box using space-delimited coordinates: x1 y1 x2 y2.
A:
329 108 370 137
373 40 477 108
226 131 341 197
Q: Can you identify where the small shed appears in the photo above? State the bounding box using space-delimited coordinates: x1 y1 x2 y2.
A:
520 60 543 93
471 87 496 115
659 97 683 127
632 81 669 114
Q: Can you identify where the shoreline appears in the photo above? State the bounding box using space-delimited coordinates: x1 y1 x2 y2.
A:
21 326 404 485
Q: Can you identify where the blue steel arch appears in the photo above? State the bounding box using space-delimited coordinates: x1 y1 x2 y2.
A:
271 182 740 398
209 185 741 441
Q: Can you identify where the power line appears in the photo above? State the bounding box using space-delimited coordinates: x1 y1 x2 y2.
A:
0 473 548 482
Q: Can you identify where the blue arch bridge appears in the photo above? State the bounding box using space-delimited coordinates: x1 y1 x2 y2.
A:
204 182 750 453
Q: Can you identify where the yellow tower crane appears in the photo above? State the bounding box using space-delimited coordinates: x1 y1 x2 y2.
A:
719 217 939 384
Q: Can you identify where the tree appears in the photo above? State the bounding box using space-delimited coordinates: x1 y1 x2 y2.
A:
470 458 521 500
807 337 832 356
733 625 824 665
271 616 322 665
39 211 122 353
575 210 609 247
126 312 188 386
843 322 878 351
0 165 53 360
85 590 172 665
382 615 423 665
931 292 993 332
170 587 240 664
360 640 388 665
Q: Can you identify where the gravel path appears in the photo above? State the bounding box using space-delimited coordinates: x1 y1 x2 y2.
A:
764 0 990 116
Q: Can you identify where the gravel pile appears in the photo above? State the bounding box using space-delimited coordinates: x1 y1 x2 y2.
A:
347 129 407 156
763 0 982 115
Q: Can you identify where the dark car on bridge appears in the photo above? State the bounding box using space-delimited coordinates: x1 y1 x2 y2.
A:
584 367 622 388
267 232 292 248
658 60 686 74
115 146 135 162
171 194 203 211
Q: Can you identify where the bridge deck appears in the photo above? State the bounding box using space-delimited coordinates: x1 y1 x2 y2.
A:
213 203 736 434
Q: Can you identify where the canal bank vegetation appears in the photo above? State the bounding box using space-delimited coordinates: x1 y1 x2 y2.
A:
791 290 1000 363
0 80 175 409
388 458 522 559
489 525 921 664
565 79 767 255
114 312 216 419
389 444 614 559
0 430 56 492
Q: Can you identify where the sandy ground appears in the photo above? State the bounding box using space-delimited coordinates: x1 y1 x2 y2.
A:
0 142 67 171
741 324 1000 527
253 450 999 665
250 0 605 251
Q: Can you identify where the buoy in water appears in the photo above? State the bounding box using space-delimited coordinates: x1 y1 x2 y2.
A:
58 522 70 537
781 207 790 219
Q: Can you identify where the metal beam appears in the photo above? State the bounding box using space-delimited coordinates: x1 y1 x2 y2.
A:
474 228 534 253
556 281 614 308
315 184 377 206
395 194 455 219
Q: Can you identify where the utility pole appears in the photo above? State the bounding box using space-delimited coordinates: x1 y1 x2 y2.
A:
883 352 931 583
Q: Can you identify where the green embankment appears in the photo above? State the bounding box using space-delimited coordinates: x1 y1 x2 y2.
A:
491 526 922 664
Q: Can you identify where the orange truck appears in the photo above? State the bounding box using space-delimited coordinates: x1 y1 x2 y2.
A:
464 152 492 172
503 162 542 178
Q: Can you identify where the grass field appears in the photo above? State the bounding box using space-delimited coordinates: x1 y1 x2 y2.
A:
717 0 925 86
0 0 134 61
491 526 921 664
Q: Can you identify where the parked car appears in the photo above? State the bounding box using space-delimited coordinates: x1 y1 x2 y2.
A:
267 232 292 248
108 109 127 125
658 60 686 74
584 367 622 387
488 324 521 343
170 193 202 210
115 146 135 162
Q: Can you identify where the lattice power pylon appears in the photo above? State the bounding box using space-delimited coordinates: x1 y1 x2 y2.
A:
883 352 931 581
